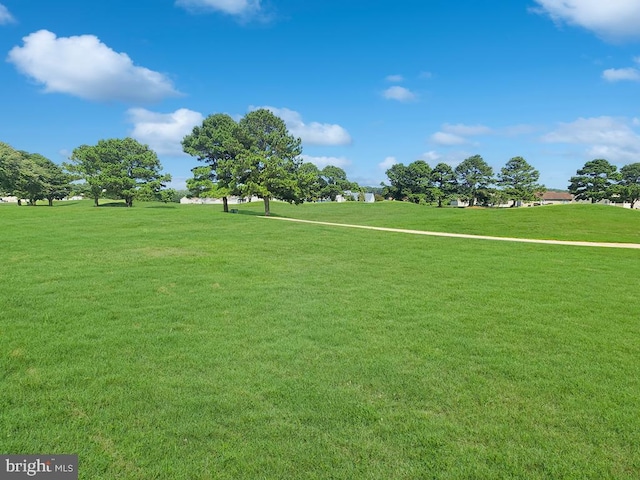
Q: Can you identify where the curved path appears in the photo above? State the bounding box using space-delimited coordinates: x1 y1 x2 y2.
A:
260 216 640 250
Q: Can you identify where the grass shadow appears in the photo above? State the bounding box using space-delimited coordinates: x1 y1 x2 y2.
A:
233 209 283 217
98 202 128 208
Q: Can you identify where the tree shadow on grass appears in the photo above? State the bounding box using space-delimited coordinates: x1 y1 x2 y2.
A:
98 202 128 207
233 209 283 217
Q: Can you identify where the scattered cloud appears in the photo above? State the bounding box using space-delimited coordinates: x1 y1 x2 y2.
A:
385 74 404 82
127 108 204 156
429 122 532 146
382 86 417 102
603 67 640 82
501 124 538 136
430 124 491 146
441 123 493 136
532 0 640 42
7 30 180 103
176 0 260 15
419 71 433 79
430 132 468 146
419 151 442 162
301 155 351 169
378 156 398 170
251 106 352 146
0 3 15 24
541 116 640 163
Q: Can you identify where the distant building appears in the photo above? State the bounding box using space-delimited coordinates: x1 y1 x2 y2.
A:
336 191 375 203
541 191 574 204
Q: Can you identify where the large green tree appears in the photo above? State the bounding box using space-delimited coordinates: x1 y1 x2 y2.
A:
0 142 27 202
430 162 457 207
68 138 169 207
617 162 640 208
320 165 354 200
30 154 73 206
297 162 324 202
568 159 620 203
455 155 494 207
182 113 247 213
1 143 71 206
66 144 107 206
497 156 544 207
186 165 231 200
237 109 303 215
384 161 433 203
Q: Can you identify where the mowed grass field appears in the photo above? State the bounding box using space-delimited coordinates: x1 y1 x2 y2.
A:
1 201 639 479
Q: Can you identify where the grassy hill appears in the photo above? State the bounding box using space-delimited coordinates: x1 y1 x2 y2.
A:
234 200 640 243
1 201 638 478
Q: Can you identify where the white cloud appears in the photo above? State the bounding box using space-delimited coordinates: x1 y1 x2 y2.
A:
301 155 350 169
385 74 404 82
430 132 468 146
602 67 640 82
251 106 352 146
501 124 537 136
442 123 493 136
7 30 180 103
379 156 398 170
430 122 533 146
419 151 442 162
127 108 204 156
0 3 15 24
176 0 260 16
541 116 640 163
382 86 417 102
533 0 640 41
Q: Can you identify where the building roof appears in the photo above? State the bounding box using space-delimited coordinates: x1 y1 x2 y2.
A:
541 191 574 201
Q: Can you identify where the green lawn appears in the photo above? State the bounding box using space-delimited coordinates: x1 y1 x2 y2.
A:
1 201 639 479
235 200 640 244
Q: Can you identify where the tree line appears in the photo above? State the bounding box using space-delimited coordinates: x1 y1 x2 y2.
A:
182 109 361 215
383 155 544 207
568 159 640 208
2 112 639 210
383 156 640 208
0 142 73 206
0 139 173 207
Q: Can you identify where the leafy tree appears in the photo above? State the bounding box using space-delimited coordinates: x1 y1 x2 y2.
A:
186 165 231 200
0 144 71 206
320 165 353 200
12 155 45 205
617 162 640 208
182 113 247 213
298 162 324 202
497 156 544 207
455 155 494 207
68 138 169 207
406 160 432 195
29 154 73 206
161 189 187 203
384 161 433 203
568 159 620 203
430 162 457 207
67 144 109 206
0 142 26 202
237 109 303 215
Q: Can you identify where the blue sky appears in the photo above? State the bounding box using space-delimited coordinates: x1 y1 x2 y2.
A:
2 0 640 190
